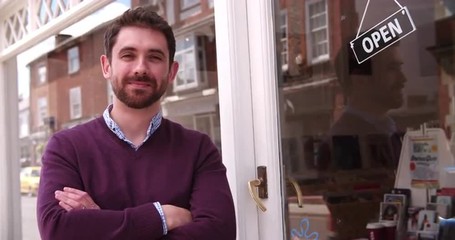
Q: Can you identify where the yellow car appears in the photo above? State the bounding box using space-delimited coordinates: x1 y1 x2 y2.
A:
20 166 41 196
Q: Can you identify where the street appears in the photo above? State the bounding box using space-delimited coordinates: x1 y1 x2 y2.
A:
21 196 40 240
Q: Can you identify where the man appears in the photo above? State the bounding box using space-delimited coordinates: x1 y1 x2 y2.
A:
318 41 407 170
314 39 407 239
37 6 236 240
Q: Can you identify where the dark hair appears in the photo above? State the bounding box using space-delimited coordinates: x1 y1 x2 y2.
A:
104 6 175 65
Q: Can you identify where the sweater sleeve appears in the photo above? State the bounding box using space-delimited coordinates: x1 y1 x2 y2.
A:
37 134 164 240
164 135 236 240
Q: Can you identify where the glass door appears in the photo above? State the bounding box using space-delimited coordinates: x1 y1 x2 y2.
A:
246 0 455 239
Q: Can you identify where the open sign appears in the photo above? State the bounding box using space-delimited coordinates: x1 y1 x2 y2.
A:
350 6 416 64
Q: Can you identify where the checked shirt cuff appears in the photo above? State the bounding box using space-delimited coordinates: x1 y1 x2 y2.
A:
153 202 168 235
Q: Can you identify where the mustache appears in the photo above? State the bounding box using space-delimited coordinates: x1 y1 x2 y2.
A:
126 75 157 87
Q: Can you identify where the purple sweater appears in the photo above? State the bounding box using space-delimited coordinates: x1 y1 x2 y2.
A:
37 117 236 240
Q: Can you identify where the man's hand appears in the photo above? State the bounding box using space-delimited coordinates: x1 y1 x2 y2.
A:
54 187 100 211
161 205 192 230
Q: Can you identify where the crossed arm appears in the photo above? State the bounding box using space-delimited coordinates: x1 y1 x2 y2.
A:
54 187 191 232
37 134 236 240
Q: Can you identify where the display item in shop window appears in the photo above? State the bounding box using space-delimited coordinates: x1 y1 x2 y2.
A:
409 136 440 189
380 202 403 222
290 218 319 240
407 207 424 233
417 210 438 232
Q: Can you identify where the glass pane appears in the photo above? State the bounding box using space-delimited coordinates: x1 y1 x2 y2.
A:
274 0 455 239
17 0 221 237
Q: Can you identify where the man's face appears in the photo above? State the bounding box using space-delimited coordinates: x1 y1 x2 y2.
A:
101 26 177 109
370 46 407 109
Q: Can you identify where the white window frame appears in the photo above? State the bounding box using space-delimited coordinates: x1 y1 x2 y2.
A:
38 65 47 84
279 10 288 71
305 0 330 64
37 97 48 126
69 86 82 119
67 46 80 74
174 34 200 92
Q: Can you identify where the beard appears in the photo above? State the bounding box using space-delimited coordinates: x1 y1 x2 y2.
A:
112 74 168 109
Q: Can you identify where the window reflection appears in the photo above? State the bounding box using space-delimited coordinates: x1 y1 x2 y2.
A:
277 0 454 239
18 0 219 239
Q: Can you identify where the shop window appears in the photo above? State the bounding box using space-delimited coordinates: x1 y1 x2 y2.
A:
37 97 48 126
67 46 80 74
305 0 329 64
279 10 288 71
69 87 82 119
180 0 201 19
173 34 206 92
37 65 46 84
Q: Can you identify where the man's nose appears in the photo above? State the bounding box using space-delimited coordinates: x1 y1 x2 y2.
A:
134 58 148 75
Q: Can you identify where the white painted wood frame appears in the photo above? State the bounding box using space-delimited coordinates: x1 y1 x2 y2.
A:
215 0 285 239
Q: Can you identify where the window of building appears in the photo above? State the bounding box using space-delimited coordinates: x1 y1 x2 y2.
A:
19 111 29 138
69 87 82 119
37 97 47 126
174 34 206 92
107 84 114 105
280 10 288 71
208 0 214 8
67 46 80 74
38 65 46 84
180 0 201 19
193 113 220 145
305 0 329 63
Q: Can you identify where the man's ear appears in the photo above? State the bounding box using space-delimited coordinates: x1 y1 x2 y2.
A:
167 61 179 84
100 55 111 79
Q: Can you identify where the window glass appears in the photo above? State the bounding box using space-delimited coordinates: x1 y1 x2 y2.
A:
275 0 455 239
306 0 329 63
38 65 46 84
69 87 82 119
67 46 80 74
17 1 219 239
37 97 47 126
174 35 199 91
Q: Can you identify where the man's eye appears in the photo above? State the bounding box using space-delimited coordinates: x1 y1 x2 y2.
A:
121 54 133 59
149 55 163 61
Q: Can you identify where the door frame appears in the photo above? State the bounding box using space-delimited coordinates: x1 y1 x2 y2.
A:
214 0 284 239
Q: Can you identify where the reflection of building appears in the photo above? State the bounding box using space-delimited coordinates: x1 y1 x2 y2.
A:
133 0 221 148
278 0 358 178
279 0 441 178
428 13 455 145
28 0 221 153
28 28 110 160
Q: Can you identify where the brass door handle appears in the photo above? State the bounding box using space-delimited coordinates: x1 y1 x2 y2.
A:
288 177 303 208
248 179 267 212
